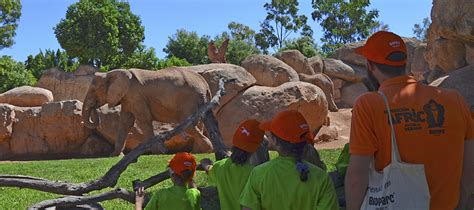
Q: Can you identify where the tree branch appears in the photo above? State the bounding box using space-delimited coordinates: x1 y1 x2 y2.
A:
28 188 136 210
0 79 230 196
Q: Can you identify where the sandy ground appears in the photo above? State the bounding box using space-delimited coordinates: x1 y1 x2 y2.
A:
315 108 352 150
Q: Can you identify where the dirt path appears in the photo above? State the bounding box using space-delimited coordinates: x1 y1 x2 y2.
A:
315 108 352 150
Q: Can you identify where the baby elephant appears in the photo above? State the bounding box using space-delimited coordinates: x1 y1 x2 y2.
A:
82 68 214 156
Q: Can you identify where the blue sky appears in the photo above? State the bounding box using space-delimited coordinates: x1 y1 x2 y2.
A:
0 0 432 62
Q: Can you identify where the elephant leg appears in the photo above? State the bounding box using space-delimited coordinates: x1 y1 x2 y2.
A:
110 112 135 156
136 120 166 154
186 126 213 153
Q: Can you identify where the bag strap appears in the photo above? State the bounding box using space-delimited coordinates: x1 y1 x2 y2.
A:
377 91 401 163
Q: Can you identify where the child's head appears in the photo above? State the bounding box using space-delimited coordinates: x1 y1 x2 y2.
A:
231 119 265 165
259 110 313 182
168 152 197 185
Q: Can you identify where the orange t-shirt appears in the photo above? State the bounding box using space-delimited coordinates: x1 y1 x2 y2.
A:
350 76 474 210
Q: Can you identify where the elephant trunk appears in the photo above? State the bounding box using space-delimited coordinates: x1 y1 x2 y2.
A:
82 97 100 129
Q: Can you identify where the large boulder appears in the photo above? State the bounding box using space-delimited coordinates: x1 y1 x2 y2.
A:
36 65 97 102
182 64 256 109
323 58 364 82
340 82 369 108
275 50 315 75
410 43 430 81
429 65 474 112
331 42 366 66
216 81 328 146
298 73 338 112
308 55 324 73
0 104 15 142
0 86 53 107
426 38 467 73
425 0 473 73
0 100 107 159
241 55 299 87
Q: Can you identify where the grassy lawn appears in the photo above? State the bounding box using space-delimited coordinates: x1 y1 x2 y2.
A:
0 149 342 209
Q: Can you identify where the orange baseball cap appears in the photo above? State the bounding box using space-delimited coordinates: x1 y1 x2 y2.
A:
355 31 407 66
259 110 314 144
233 119 265 152
168 152 196 180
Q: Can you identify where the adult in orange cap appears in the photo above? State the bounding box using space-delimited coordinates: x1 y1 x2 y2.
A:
240 110 339 210
345 31 474 210
199 119 265 210
135 152 201 210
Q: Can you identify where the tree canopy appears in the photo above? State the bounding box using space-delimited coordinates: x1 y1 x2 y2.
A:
0 0 21 49
255 0 312 54
54 0 145 68
312 0 379 55
163 29 210 65
25 49 79 79
0 56 36 93
413 17 430 42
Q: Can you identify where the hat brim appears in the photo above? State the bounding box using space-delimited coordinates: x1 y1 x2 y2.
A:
354 46 365 56
259 121 272 131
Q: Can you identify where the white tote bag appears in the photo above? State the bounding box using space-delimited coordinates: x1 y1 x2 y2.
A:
360 92 430 210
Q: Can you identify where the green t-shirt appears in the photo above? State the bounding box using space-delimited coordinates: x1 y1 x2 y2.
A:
144 185 201 210
208 158 254 210
239 156 339 210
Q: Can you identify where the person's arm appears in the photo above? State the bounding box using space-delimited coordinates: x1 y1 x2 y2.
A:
316 172 340 210
456 140 474 210
135 187 145 210
198 158 214 174
345 154 372 210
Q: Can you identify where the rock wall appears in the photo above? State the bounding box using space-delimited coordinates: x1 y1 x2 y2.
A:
0 100 112 160
427 0 474 111
36 65 97 102
425 0 473 75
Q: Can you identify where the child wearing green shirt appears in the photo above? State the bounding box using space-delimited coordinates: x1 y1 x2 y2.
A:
199 119 265 210
135 152 201 210
240 110 339 210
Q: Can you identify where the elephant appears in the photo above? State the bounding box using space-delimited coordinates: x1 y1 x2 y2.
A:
82 68 214 156
298 73 339 112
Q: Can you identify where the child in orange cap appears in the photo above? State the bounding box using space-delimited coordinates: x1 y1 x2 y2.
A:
198 119 265 210
135 152 201 210
240 110 339 210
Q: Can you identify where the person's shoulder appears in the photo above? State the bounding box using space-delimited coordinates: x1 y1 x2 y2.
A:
419 84 463 102
213 158 229 168
250 159 274 173
353 91 379 108
186 188 201 196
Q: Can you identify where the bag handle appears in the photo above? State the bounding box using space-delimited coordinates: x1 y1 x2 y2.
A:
378 91 401 163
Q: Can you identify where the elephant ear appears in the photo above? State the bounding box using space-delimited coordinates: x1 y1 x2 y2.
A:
106 70 132 107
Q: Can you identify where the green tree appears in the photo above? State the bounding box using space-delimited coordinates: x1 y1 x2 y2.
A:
110 45 159 70
25 49 79 79
228 21 256 44
0 0 21 49
213 22 261 65
54 0 144 68
155 56 191 70
255 0 313 54
279 36 322 58
370 21 390 35
413 17 430 42
312 0 379 55
163 29 210 65
0 56 36 92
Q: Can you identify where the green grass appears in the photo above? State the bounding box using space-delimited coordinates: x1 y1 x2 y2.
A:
0 149 342 209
